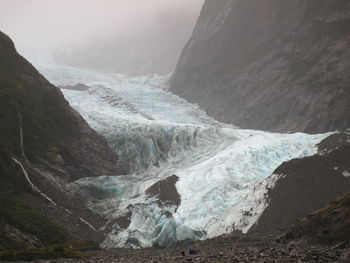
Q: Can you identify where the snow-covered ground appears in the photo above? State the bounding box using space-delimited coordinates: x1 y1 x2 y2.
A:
32 59 330 248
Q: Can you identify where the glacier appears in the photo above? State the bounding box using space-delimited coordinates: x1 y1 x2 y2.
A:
31 59 330 248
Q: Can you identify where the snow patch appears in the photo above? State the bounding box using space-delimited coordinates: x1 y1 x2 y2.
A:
79 217 97 232
343 170 350 177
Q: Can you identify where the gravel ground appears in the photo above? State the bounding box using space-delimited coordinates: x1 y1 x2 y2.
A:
5 234 350 263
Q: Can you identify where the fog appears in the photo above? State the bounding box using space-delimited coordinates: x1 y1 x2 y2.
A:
0 0 204 75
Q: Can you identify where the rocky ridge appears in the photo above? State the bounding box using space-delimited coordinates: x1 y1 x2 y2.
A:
171 0 350 133
251 130 350 234
281 192 350 246
0 31 121 250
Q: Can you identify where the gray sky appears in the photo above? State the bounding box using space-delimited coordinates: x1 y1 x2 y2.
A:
0 0 204 50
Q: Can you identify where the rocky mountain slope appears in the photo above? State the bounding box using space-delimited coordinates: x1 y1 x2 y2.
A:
170 0 350 133
0 31 120 250
251 131 350 234
281 192 350 246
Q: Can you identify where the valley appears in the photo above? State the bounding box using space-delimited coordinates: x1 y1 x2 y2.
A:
31 60 330 249
1 0 349 261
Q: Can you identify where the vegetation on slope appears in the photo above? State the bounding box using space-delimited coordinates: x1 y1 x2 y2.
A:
0 31 117 251
0 31 79 250
282 192 350 245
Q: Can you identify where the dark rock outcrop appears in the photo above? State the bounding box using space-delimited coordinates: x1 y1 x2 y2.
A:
252 131 350 233
171 0 350 133
0 31 119 180
146 175 181 206
280 192 350 246
59 83 90 91
0 31 121 249
278 133 350 246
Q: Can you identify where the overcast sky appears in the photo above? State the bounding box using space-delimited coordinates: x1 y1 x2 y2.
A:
0 0 204 50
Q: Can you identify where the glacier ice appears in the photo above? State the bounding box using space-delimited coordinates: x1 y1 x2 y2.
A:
33 61 331 248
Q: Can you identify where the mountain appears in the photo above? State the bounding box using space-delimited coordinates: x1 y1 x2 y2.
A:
251 130 350 234
170 0 350 133
169 0 350 245
0 31 120 250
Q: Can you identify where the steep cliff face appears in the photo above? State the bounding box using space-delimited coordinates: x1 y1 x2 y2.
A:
171 0 350 133
0 31 119 180
0 31 120 249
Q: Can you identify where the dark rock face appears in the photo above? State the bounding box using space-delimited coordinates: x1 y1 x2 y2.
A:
146 175 181 206
171 0 350 133
281 192 350 245
278 132 350 245
252 132 350 233
318 129 350 154
0 31 121 249
0 31 119 181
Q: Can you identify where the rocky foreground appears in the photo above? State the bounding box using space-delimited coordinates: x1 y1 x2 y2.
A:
5 234 350 263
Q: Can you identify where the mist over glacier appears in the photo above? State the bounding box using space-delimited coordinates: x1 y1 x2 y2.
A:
28 60 330 248
0 0 204 75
